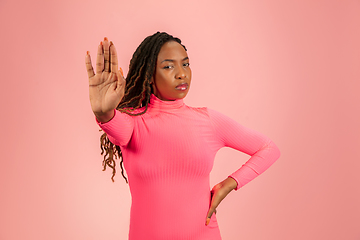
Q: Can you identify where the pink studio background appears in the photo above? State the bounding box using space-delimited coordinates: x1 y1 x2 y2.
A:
0 0 359 239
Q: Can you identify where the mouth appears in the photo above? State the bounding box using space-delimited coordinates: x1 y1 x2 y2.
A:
175 83 189 91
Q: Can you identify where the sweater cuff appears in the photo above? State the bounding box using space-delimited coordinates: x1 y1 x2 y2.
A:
95 109 120 146
228 175 240 191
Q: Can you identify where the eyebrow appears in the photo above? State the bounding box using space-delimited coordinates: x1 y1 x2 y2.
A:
161 57 189 63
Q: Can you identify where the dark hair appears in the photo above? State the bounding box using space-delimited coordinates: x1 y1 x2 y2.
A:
100 32 186 182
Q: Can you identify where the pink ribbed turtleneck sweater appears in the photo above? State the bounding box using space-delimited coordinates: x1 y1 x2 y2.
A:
97 94 280 240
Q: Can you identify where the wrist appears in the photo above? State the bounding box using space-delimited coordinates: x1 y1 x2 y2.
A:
95 109 115 123
224 177 238 191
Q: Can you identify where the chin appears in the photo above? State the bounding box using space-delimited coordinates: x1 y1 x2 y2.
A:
157 90 189 101
175 91 189 99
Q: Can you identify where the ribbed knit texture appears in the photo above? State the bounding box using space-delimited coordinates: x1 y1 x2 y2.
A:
97 94 280 240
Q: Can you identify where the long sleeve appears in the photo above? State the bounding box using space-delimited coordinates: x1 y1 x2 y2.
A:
208 108 280 190
96 94 279 239
96 109 135 147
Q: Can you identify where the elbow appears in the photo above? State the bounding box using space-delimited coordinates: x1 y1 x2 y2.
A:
268 140 281 163
253 139 281 165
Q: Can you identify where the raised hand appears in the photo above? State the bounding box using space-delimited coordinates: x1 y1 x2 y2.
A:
85 37 125 122
206 177 238 226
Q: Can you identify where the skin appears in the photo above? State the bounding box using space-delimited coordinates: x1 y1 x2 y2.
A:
206 177 237 226
85 37 238 226
85 37 124 123
151 41 191 101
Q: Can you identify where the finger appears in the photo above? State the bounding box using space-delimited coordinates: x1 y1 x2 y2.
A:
206 218 210 226
206 190 215 226
118 67 125 81
109 72 117 88
207 197 216 219
110 41 119 74
119 67 124 77
116 71 121 90
85 51 95 78
116 68 125 93
96 42 104 73
205 207 215 226
103 37 110 72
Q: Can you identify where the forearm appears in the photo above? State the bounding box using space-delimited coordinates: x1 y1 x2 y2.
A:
96 109 135 147
230 140 280 190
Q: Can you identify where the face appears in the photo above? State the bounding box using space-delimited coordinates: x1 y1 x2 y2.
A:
151 41 192 101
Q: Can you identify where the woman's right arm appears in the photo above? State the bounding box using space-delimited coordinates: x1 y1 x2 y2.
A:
85 38 133 146
85 37 125 123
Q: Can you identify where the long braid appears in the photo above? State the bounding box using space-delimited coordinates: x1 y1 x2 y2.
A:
99 32 186 182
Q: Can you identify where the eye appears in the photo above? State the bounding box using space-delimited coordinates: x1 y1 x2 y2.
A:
183 63 190 67
163 65 173 69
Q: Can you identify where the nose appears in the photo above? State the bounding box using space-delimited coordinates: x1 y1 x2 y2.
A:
175 66 186 79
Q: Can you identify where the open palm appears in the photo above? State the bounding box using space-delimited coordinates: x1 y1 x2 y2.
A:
85 38 125 119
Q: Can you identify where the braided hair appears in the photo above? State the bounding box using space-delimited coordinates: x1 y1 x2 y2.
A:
100 32 187 182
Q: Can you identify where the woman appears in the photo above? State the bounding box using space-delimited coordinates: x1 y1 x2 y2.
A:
85 32 280 240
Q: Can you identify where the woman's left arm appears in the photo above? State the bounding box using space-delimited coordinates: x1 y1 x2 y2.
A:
205 108 281 225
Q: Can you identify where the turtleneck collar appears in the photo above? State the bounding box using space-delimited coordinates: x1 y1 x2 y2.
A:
148 94 185 110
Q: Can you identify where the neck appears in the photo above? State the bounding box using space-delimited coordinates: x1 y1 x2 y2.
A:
149 94 185 110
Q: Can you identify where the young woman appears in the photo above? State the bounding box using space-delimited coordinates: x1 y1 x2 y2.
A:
85 32 280 240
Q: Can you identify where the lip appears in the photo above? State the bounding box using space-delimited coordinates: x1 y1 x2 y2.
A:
175 83 189 91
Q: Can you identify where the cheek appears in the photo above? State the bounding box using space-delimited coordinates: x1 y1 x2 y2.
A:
157 73 172 87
